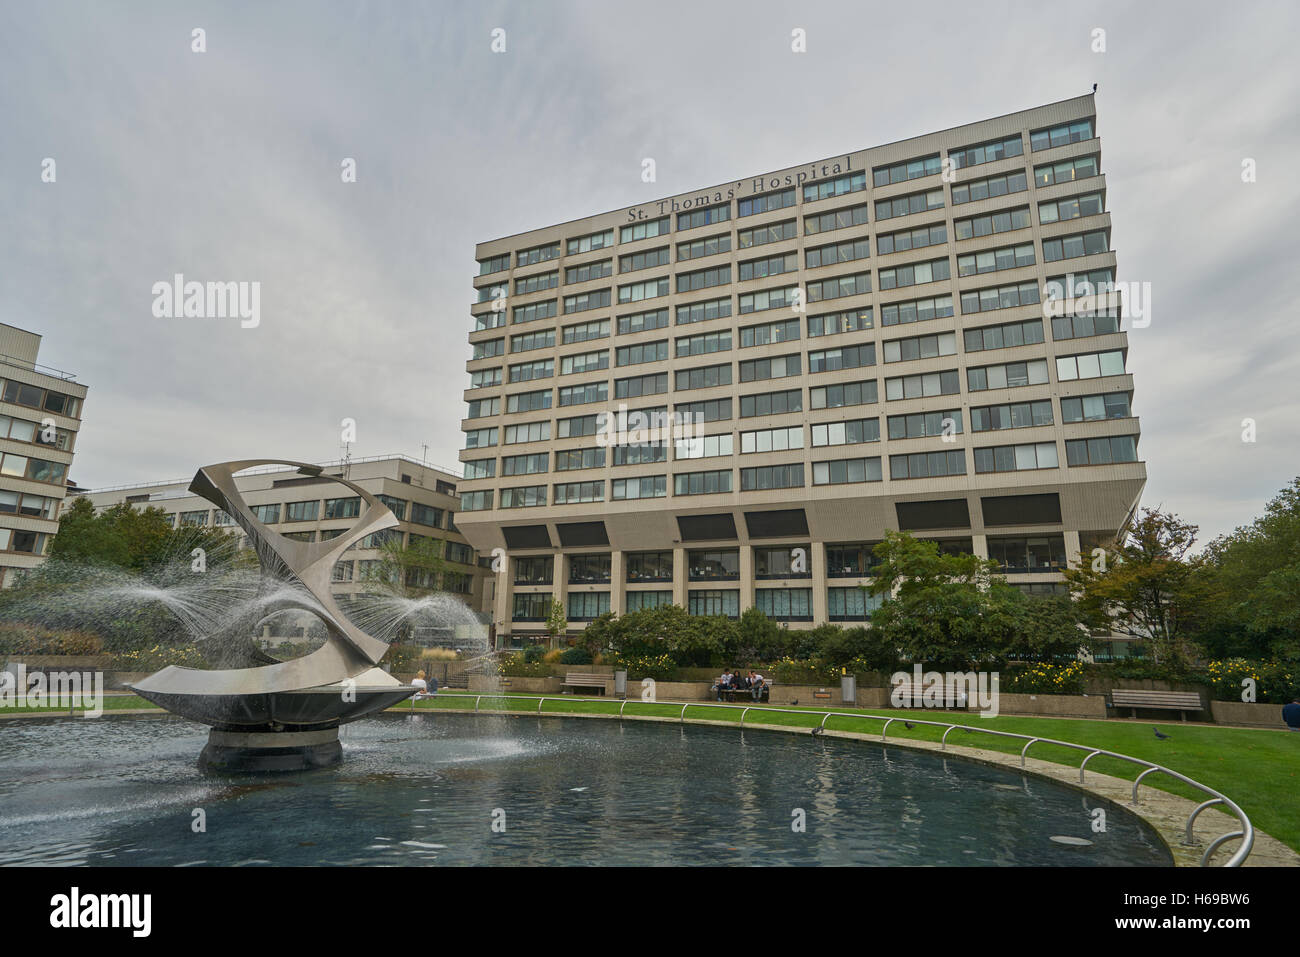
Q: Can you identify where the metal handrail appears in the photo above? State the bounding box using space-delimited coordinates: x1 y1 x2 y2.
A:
433 693 1255 867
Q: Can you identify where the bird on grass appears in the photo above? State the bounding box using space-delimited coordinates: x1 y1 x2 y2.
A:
904 721 915 730
1153 727 1171 740
791 698 799 706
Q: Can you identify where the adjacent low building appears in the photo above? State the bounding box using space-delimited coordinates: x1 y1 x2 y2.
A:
76 455 492 618
454 93 1145 649
0 323 88 587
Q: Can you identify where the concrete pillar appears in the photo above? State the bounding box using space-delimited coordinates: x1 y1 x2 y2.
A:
609 550 624 615
971 533 989 559
554 553 571 647
494 562 512 649
738 545 754 615
811 541 828 625
1064 529 1082 570
673 546 688 609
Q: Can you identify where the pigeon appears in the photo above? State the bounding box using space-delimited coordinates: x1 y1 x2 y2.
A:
791 698 799 706
810 726 824 737
1153 727 1170 740
904 721 914 730
1092 83 1098 93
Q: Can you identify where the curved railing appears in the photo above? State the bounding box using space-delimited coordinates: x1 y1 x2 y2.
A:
436 693 1254 867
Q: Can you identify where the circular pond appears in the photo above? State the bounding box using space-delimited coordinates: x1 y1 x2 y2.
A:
0 712 1172 866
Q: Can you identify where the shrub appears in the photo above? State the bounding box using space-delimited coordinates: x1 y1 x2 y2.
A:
379 643 421 673
1003 661 1086 695
771 657 840 685
1205 658 1298 703
0 624 104 656
111 644 207 671
609 653 676 681
499 653 552 677
522 643 547 664
559 646 593 665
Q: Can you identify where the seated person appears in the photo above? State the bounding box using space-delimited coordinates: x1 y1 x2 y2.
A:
749 671 765 701
1284 696 1300 731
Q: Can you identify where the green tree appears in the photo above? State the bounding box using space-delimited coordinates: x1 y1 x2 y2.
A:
375 536 447 597
736 606 782 662
545 599 568 643
1063 507 1210 670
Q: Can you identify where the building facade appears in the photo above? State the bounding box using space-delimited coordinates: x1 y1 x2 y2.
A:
76 456 492 616
0 323 88 587
455 94 1145 647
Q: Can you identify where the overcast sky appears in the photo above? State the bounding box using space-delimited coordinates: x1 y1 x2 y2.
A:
1 0 1297 544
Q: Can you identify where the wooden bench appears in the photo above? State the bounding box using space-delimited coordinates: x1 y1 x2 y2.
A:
714 681 771 703
1110 689 1204 721
561 672 614 696
890 681 970 709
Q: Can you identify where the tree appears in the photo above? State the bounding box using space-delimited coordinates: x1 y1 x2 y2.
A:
1063 507 1210 670
545 599 568 644
865 530 1025 670
736 607 782 662
1198 477 1300 661
375 536 447 597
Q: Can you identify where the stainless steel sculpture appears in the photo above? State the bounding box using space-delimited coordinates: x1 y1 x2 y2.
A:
131 460 417 770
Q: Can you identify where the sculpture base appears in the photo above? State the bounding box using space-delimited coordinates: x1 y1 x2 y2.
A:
199 727 342 772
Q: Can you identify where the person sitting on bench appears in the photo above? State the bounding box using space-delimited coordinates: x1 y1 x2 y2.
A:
749 671 766 701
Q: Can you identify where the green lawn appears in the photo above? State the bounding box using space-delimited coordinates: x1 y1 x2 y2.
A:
409 690 1300 853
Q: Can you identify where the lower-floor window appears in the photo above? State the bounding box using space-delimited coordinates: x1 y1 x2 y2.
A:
688 589 739 618
625 590 673 612
755 588 812 620
828 587 884 621
568 591 611 620
512 592 553 620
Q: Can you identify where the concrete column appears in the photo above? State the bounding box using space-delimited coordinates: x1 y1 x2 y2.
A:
554 553 570 647
609 550 624 615
494 562 513 649
738 545 754 614
672 546 688 609
971 533 989 559
811 541 828 625
1064 529 1082 570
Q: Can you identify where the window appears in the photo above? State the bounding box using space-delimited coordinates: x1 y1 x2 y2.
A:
888 450 966 479
948 134 1024 170
554 447 606 471
739 253 797 282
987 535 1068 574
962 319 1045 352
1051 310 1120 341
674 469 732 495
564 289 612 313
466 397 500 419
739 353 800 382
810 379 877 410
957 243 1035 277
612 442 667 465
507 389 552 414
470 368 501 389
803 170 866 202
625 590 673 611
561 318 610 345
951 169 1029 205
828 588 884 621
618 307 669 335
739 319 799 347
807 271 871 302
179 509 208 527
675 331 731 357
569 553 612 583
953 206 1032 242
806 238 870 269
887 409 963 440
514 556 554 584
512 300 557 325
880 295 953 327
626 551 674 581
463 427 497 449
884 370 960 400
611 475 667 500
558 381 608 407
740 389 801 418
565 260 612 284
688 549 739 580
459 490 493 511
251 503 280 523
740 464 804 490
739 286 797 314
618 247 669 273
878 257 950 290
617 340 669 365
966 359 1051 391
474 311 507 331
809 344 875 372
1055 350 1125 381
740 426 803 454
568 592 611 620
377 495 407 520
510 329 555 353
567 228 614 255
464 458 497 479
509 359 554 382
874 188 944 221
1042 230 1108 264
676 298 731 325
883 332 956 363
688 589 740 618
1045 269 1115 302
808 307 872 337
1060 392 1130 422
676 265 730 293
324 497 360 520
515 270 558 295
811 418 880 447
755 588 813 620
675 363 731 390
501 485 548 508
873 154 941 187
754 546 811 578
1038 192 1104 224
677 233 731 261
472 337 504 360
969 400 1053 432
615 372 668 398
973 442 1060 473
1029 119 1094 152
285 500 318 522
331 561 354 583
504 421 552 444
876 222 946 255
517 242 560 267
558 414 598 439
738 219 798 248
621 216 670 243
560 351 607 375
1034 154 1099 187
512 592 553 620
804 204 869 235
1065 434 1139 466
738 187 795 217
959 281 1040 315
677 203 731 230
478 253 510 275
674 398 732 423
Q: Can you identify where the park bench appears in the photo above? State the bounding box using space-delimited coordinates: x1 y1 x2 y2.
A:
561 672 614 696
890 680 970 709
1109 689 1204 721
714 681 771 704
